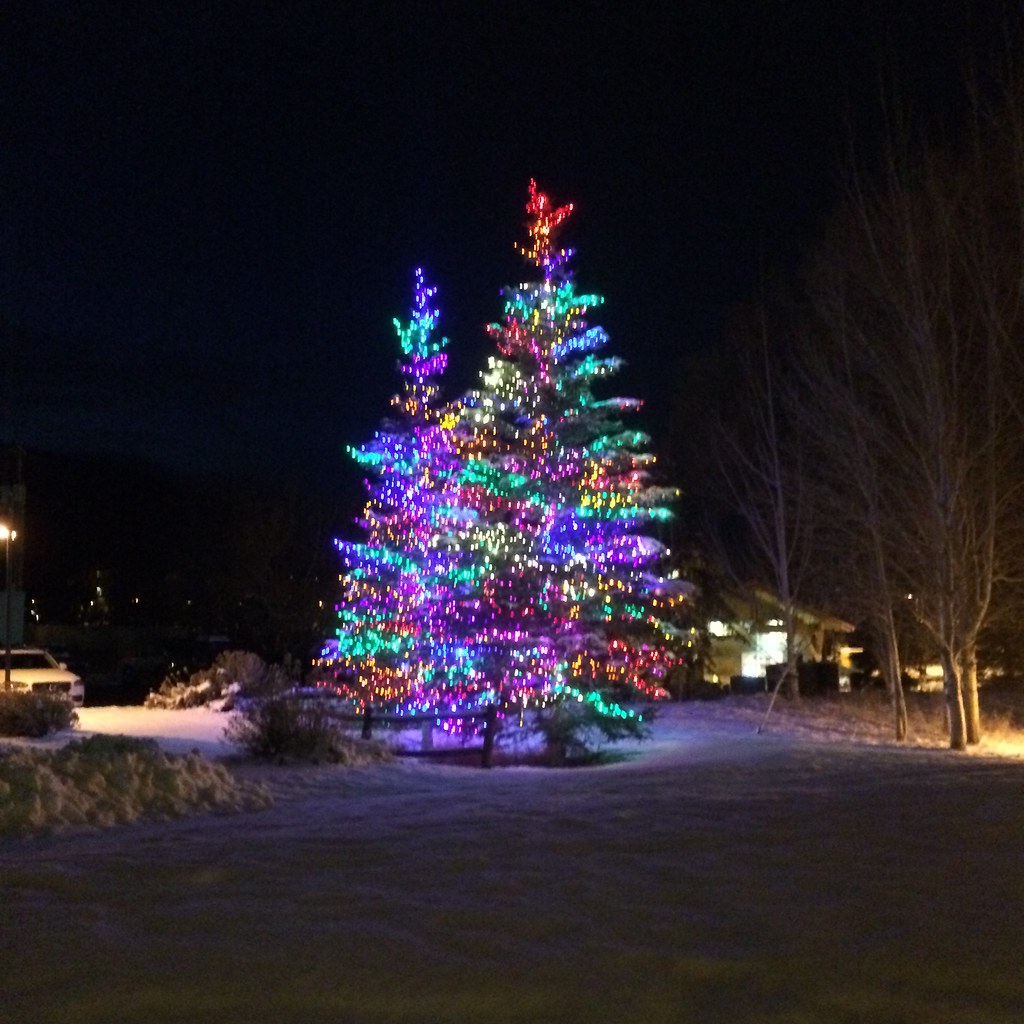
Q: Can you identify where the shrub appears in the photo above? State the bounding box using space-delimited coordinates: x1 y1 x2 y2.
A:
0 692 78 737
0 735 271 836
531 695 649 765
61 734 159 760
145 650 292 709
225 694 390 765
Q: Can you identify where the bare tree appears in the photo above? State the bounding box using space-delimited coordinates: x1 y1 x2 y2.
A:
796 284 915 740
690 57 1024 749
713 309 814 713
802 115 1024 748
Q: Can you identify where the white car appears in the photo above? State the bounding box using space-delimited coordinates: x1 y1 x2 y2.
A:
1 648 85 706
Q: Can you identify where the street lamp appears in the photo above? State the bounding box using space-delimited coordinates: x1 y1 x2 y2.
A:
0 524 15 688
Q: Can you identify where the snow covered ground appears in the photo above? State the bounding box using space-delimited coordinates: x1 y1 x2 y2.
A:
3 695 1024 1023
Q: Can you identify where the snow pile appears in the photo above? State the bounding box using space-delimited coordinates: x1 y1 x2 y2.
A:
74 704 235 757
0 735 271 837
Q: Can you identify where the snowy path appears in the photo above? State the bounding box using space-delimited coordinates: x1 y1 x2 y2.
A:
2 707 1024 1023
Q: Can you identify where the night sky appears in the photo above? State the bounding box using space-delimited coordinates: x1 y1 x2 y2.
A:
2 2 1015 499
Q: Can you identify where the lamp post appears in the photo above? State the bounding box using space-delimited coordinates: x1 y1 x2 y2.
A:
0 524 15 688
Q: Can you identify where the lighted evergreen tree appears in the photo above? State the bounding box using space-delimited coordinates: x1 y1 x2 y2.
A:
331 186 684 736
334 269 465 703
452 181 682 707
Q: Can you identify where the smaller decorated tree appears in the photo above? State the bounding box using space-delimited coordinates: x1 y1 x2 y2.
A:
334 269 464 704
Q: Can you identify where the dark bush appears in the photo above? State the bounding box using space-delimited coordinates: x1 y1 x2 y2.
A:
0 692 78 737
672 677 730 700
59 734 159 760
146 650 292 709
797 661 841 695
224 695 390 764
731 675 768 694
531 696 649 765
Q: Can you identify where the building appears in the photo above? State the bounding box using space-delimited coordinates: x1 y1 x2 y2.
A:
707 586 855 689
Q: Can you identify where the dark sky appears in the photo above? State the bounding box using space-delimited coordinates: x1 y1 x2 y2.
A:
2 2 1015 498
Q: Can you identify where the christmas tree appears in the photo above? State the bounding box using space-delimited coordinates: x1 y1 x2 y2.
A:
450 181 682 710
330 185 684 749
334 269 466 703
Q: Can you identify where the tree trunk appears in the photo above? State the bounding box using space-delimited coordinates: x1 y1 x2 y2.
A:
878 608 907 742
784 615 800 700
884 645 908 742
892 664 908 742
784 665 800 700
963 645 981 745
941 651 967 750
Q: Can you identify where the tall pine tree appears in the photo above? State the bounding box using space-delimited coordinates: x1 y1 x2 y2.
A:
452 181 682 706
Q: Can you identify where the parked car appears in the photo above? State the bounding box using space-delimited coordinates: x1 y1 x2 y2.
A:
0 648 85 706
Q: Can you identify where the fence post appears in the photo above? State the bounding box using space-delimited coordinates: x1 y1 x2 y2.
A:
361 704 374 740
481 704 497 768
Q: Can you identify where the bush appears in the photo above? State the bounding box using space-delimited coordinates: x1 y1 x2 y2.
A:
225 694 391 765
687 679 730 701
145 650 292 709
531 695 649 765
0 692 78 737
63 734 159 760
0 735 271 836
